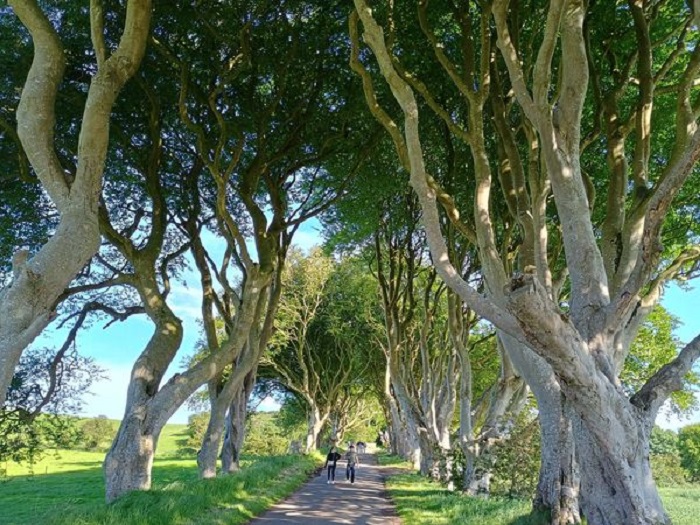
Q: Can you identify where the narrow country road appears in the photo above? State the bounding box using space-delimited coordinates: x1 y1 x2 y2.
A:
248 453 401 525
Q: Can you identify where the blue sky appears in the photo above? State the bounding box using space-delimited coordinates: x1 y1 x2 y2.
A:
31 222 700 430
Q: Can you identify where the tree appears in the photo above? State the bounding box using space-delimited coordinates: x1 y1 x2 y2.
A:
81 416 115 451
1 0 152 407
622 306 699 415
351 0 700 522
100 0 376 497
263 249 340 452
679 423 700 481
0 344 98 465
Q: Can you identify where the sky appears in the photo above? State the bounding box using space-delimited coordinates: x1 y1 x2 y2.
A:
31 222 700 431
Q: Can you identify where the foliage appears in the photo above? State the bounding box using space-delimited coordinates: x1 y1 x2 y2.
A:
490 409 541 498
80 416 117 451
263 250 384 443
651 454 688 487
0 346 102 465
182 410 301 457
678 424 700 482
650 426 680 455
179 412 209 456
622 307 700 415
275 395 309 442
0 414 82 474
648 426 688 486
244 412 293 456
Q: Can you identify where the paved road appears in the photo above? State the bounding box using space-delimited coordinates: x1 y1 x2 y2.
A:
249 453 401 525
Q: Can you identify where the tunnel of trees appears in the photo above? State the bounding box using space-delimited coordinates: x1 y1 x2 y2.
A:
1 1 700 524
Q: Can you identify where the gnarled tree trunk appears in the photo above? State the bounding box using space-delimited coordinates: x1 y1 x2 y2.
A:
1 0 152 406
500 335 581 523
305 403 329 453
104 270 269 502
221 369 256 473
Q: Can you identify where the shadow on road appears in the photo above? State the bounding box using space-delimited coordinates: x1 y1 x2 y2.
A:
249 453 401 525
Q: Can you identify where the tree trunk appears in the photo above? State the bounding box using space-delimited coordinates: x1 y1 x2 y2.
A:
305 404 327 453
103 410 160 502
104 271 269 502
574 417 666 525
500 334 581 523
198 384 228 478
221 370 255 473
198 342 263 477
384 363 403 455
534 393 581 525
0 213 99 407
387 398 403 455
394 388 421 470
103 278 182 502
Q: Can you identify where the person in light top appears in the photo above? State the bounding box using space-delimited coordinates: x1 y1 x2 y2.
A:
345 444 360 483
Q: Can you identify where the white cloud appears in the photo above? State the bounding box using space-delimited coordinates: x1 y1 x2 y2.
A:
167 280 204 327
256 396 281 412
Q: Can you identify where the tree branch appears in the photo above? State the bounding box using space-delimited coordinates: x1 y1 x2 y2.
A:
631 333 700 419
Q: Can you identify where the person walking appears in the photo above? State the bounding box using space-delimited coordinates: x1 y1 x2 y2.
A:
325 445 342 484
345 444 360 483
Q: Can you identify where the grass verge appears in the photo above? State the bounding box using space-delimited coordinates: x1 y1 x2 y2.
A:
1 452 323 525
379 453 700 525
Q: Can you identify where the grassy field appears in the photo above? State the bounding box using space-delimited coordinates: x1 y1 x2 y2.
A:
0 422 323 525
378 454 700 525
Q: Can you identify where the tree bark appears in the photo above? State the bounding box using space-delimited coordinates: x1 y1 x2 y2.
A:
393 379 422 470
103 409 160 501
305 403 328 453
574 415 665 525
221 370 256 473
198 338 267 477
498 335 580 523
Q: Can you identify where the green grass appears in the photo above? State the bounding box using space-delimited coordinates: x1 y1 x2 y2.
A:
380 454 700 525
659 487 700 525
385 473 548 525
0 423 323 525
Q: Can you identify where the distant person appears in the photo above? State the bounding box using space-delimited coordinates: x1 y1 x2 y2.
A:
357 441 366 454
325 445 342 484
345 444 360 483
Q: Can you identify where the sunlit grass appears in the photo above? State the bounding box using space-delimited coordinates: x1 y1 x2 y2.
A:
660 487 700 525
385 473 548 525
0 422 323 525
383 460 700 525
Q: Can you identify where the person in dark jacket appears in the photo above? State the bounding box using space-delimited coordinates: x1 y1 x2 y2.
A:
325 445 342 484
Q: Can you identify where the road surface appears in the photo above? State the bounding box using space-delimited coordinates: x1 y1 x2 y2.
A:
248 453 401 525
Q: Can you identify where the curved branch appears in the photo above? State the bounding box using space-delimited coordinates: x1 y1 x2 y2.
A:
631 333 700 420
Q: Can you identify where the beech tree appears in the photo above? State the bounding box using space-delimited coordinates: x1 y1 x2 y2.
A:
262 250 377 452
351 0 700 523
0 0 152 407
